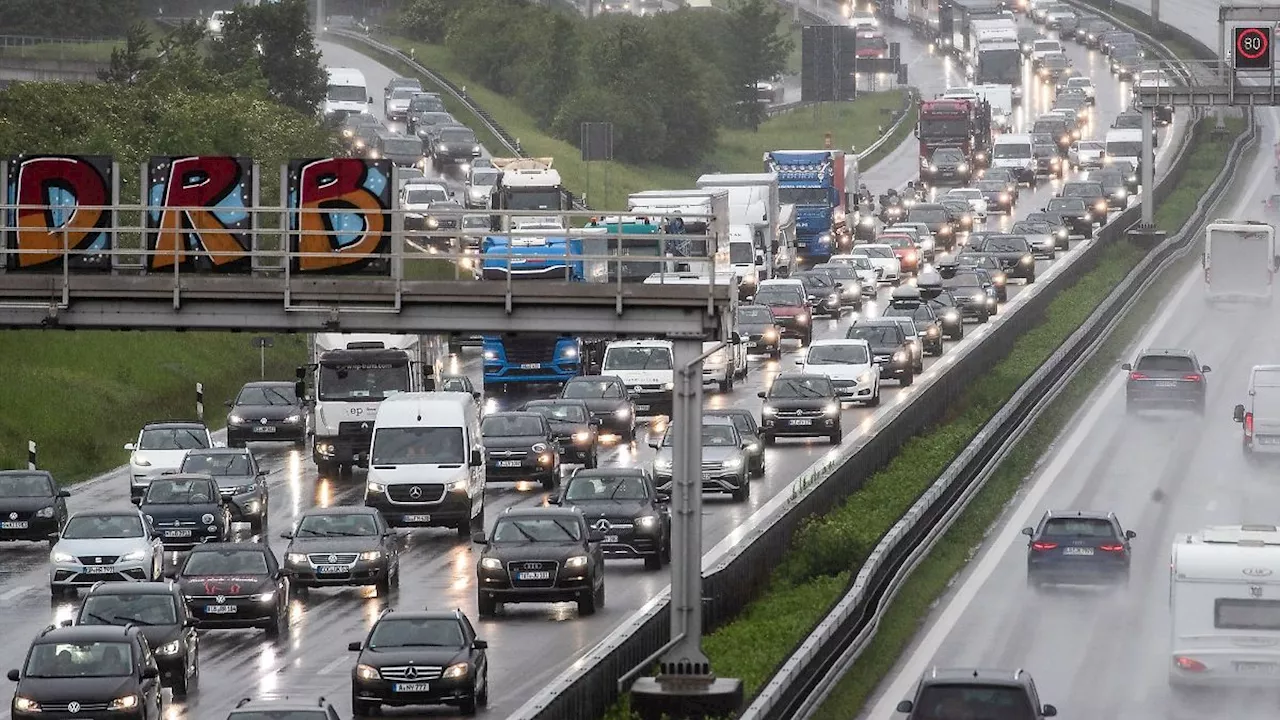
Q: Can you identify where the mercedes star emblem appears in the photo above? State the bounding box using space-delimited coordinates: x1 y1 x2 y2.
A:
409 486 423 499
67 701 81 714
216 595 226 603
593 519 612 532
328 554 338 563
403 665 419 679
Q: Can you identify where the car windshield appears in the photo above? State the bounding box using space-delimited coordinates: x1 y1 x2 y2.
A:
1012 223 1046 235
440 377 471 393
945 272 984 289
663 423 738 447
948 190 981 200
482 415 544 437
913 684 1036 720
806 344 869 365
405 187 448 205
491 517 582 543
729 242 755 264
228 713 331 720
854 246 894 259
295 512 379 537
885 305 935 323
439 128 476 143
24 642 133 678
1135 355 1196 372
62 514 144 539
881 236 913 249
562 379 626 400
80 594 178 626
370 427 466 465
768 377 833 398
382 138 422 155
908 207 948 223
143 479 214 505
327 85 366 102
182 549 268 576
1063 183 1102 197
1043 517 1116 537
755 289 804 305
0 473 50 497
235 386 296 406
933 150 964 164
1048 198 1085 212
1033 41 1060 52
368 618 464 648
602 347 671 371
846 325 899 344
977 181 1005 192
798 274 834 290
471 170 500 185
180 453 251 476
138 428 209 451
390 88 416 100
1044 55 1067 68
409 97 444 112
712 413 755 436
979 238 1028 253
564 474 649 501
814 264 855 279
737 306 773 323
527 403 588 424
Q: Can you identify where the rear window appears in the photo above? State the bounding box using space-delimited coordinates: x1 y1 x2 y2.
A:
914 684 1036 720
1042 517 1115 537
1215 599 1280 631
1134 355 1196 372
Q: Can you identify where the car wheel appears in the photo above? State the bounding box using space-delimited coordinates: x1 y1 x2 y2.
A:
1026 273 1036 284
719 377 731 393
868 388 881 407
586 450 599 469
477 592 497 618
376 568 393 597
751 458 766 478
900 372 914 387
478 669 489 706
539 471 557 491
732 477 750 502
645 552 663 571
351 693 380 717
460 692 478 716
265 608 283 638
762 433 776 447
172 651 194 698
578 584 599 616
979 311 989 324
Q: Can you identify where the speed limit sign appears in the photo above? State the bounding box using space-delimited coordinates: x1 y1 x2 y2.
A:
1235 26 1272 69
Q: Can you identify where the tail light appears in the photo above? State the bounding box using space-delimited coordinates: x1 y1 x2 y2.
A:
1174 656 1207 672
1031 541 1058 551
1128 372 1147 380
1245 412 1254 438
1099 544 1125 552
1182 374 1202 382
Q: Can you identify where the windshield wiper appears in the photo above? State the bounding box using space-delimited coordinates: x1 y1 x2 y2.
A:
305 529 369 537
85 612 116 625
551 519 580 540
509 523 539 543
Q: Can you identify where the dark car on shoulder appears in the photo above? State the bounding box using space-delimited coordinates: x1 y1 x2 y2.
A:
472 507 606 617
1023 510 1135 588
883 286 946 354
847 319 917 384
1123 348 1210 414
136 474 230 550
559 375 636 442
757 372 843 445
178 449 269 532
75 581 199 697
705 408 766 476
0 470 69 544
521 399 601 468
224 381 307 448
956 254 1009 302
280 506 399 594
1058 180 1109 224
894 667 1057 720
7 625 164 720
794 270 843 318
966 234 1037 283
940 269 996 321
481 412 561 489
227 697 343 720
552 468 670 570
1090 168 1130 209
174 543 290 637
735 304 783 358
921 147 972 187
348 608 488 716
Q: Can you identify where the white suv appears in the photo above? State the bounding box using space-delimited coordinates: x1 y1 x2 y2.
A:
126 422 214 501
49 510 164 597
796 338 881 406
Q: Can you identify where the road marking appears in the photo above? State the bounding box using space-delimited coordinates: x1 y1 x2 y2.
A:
319 656 349 675
0 585 31 602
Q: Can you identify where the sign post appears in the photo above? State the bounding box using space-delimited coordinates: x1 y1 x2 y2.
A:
252 336 275 379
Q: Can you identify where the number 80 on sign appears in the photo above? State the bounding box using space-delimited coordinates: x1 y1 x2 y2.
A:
1235 26 1273 70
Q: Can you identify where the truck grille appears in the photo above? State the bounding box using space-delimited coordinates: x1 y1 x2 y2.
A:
338 421 375 438
499 335 564 365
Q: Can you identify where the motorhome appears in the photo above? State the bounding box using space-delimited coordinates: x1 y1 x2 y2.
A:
1203 220 1275 304
322 67 372 119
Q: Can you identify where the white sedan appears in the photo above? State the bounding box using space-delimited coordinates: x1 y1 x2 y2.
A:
943 188 988 220
848 244 901 285
796 338 881 406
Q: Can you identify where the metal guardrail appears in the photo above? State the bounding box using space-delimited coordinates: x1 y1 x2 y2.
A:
742 7 1252 717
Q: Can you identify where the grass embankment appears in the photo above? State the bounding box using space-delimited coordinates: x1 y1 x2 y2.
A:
330 33 907 209
600 112 1244 719
0 22 170 62
0 332 308 484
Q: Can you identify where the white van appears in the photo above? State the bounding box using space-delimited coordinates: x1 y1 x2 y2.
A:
601 339 675 416
1169 525 1280 692
1104 128 1144 173
1233 366 1280 459
991 134 1036 185
364 392 486 534
323 67 372 118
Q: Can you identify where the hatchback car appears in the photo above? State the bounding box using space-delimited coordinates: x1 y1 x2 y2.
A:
736 304 783 358
50 510 164 597
1123 349 1210 414
847 319 917 384
704 408 766 476
559 376 636 441
1023 510 1136 588
8 625 163 720
225 381 307 448
174 543 290 637
752 283 813 344
125 422 214 501
178 448 269 532
75 581 198 697
473 507 606 617
136 474 231 550
758 373 842 445
895 667 1057 720
481 412 561 489
0 470 69 544
521 399 601 468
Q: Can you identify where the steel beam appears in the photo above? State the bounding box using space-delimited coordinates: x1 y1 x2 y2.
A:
1218 4 1280 23
665 338 709 674
1141 108 1155 226
1134 85 1280 107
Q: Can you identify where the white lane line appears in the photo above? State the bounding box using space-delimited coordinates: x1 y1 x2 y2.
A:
0 585 31 602
318 656 349 675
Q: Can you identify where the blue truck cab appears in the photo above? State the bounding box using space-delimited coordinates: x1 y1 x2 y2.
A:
763 150 850 266
482 334 584 392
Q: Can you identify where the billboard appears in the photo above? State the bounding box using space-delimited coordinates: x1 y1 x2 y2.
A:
4 155 114 272
287 157 392 274
144 156 255 273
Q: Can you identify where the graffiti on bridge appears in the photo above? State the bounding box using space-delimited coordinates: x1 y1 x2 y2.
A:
144 156 255 272
287 157 392 274
4 155 114 272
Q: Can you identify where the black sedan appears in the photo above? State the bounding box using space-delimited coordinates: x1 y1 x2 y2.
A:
225 381 307 448
975 179 1014 214
1123 349 1210 414
280 506 400 594
136 474 231 549
1024 510 1135 588
552 468 671 570
481 412 561 489
559 375 636 442
75 581 200 697
0 470 68 544
522 399 601 468
847 320 917 384
758 373 843 444
920 147 972 187
179 448 269 532
175 542 290 636
939 199 974 235
736 304 783 358
349 608 488 716
473 507 606 616
1045 196 1094 237
883 288 945 355
1032 138 1064 178
1059 180 1109 224
794 270 843 318
966 234 1037 283
430 125 483 167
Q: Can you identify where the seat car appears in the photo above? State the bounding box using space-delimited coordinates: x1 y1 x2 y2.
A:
797 339 881 406
735 304 783 358
551 468 671 569
173 543 290 637
649 417 751 502
178 449 269 532
943 188 988 220
904 203 956 250
280 506 400 594
74 581 199 697
894 667 1057 720
758 373 843 444
472 507 606 617
49 510 164 597
879 233 923 275
1090 168 1130 209
558 375 636 442
0 470 69 544
125 422 214 501
480 412 561 490
349 608 488 716
704 408 766 476
7 625 164 720
521 399 601 468
1123 348 1210 414
1023 510 1135 588
136 474 231 550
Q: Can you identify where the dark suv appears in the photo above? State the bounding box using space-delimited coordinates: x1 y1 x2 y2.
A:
1023 510 1135 588
705 408 766 476
473 507 606 617
758 373 842 445
895 668 1057 720
921 147 971 187
8 625 163 720
280 506 400 595
0 470 69 544
846 319 916 384
552 468 670 570
966 234 1037 283
1123 349 1210 414
75 581 198 697
1045 197 1093 237
522 399 601 468
559 375 636 442
136 474 231 550
348 608 488 716
481 412 561 489
736 304 783 358
1058 180 1108 224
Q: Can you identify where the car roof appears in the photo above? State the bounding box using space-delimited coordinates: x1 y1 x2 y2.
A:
1138 347 1195 358
705 407 753 417
810 338 870 347
773 371 833 382
187 541 270 554
524 398 589 406
922 667 1031 687
85 581 180 596
1044 509 1113 521
36 625 140 643
150 473 215 484
0 469 52 478
700 415 736 428
238 381 293 389
568 374 625 384
376 608 465 622
232 698 335 712
142 421 207 430
69 509 144 518
500 506 584 520
852 317 902 326
484 411 545 420
297 505 380 517
184 447 251 457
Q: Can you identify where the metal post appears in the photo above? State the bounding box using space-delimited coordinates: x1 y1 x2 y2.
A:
1151 0 1159 24
666 337 706 668
1141 107 1155 226
196 383 205 422
316 0 324 35
27 441 36 471
260 344 267 379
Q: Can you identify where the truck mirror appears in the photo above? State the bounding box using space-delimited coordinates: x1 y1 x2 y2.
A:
470 448 483 467
1234 404 1245 422
295 366 306 380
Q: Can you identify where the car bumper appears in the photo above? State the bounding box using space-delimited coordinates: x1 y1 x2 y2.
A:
0 515 58 542
366 488 473 529
1028 560 1128 584
157 652 188 685
773 317 810 338
627 392 671 417
955 300 988 318
51 561 151 587
876 358 913 378
552 439 596 463
762 416 839 437
743 334 781 354
703 365 731 384
485 459 558 482
1126 388 1204 408
227 421 305 443
153 524 225 549
656 470 747 495
284 560 390 587
354 675 476 708
831 379 877 401
476 574 594 604
185 598 277 628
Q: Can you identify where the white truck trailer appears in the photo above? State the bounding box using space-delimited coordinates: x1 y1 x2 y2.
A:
1203 220 1276 304
695 172 793 280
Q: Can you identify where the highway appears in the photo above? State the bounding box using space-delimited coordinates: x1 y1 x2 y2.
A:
0 13 1188 720
861 6 1280 720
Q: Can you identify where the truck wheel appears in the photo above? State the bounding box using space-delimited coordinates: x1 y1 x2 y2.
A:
315 460 336 477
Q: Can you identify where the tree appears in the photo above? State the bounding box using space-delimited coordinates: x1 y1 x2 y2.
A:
207 0 327 116
98 23 156 85
398 0 466 44
725 0 793 130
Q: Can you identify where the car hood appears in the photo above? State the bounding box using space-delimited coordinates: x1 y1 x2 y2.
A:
0 496 58 512
765 303 806 317
131 449 192 469
487 541 583 561
213 474 257 489
864 341 903 356
806 362 873 381
176 574 273 596
287 536 381 554
139 502 221 520
655 445 739 464
738 321 774 333
1050 206 1087 218
545 420 589 437
55 536 151 557
17 675 137 703
366 464 470 487
483 434 548 451
572 397 628 414
230 404 299 421
563 499 653 521
361 646 469 668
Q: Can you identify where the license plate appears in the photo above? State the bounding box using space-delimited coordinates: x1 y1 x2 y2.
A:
1235 662 1280 674
747 341 758 347
517 571 551 580
317 565 348 574
496 459 522 468
253 426 276 433
0 521 28 529
85 565 116 574
790 418 812 426
521 363 541 369
164 529 192 538
603 535 619 543
205 605 237 614
1260 436 1280 445
402 514 431 523
1155 381 1178 388
394 683 432 692
636 404 650 412
1062 547 1095 556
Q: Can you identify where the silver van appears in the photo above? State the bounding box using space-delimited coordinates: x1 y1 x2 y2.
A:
1233 365 1280 461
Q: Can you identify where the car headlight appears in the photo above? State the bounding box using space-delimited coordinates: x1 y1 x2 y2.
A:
36 506 55 518
654 456 672 470
819 234 832 245
929 163 938 172
827 292 839 303
993 274 1006 285
565 555 588 569
860 216 874 227
13 697 38 712
228 414 244 424
531 442 549 453
614 407 631 420
483 350 497 361
367 481 385 493
443 662 470 679
285 414 302 423
926 326 940 337
957 163 969 173
999 193 1009 203
121 549 147 562
201 513 215 525
857 371 872 384
797 313 809 325
480 557 503 570
253 591 276 603
287 552 308 564
51 550 75 563
108 695 139 711
763 329 778 341
356 663 381 680
635 515 658 529
944 310 960 322
1020 255 1033 265
761 405 777 416
824 402 840 416
1115 189 1127 198
938 226 951 235
358 550 381 561
722 457 742 470
1056 229 1068 238
426 217 439 230
892 351 906 363
155 640 182 656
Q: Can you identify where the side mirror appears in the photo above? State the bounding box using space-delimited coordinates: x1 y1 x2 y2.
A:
472 391 482 401
473 639 488 650
295 366 307 380
6 669 19 682
124 443 136 451
1234 404 1246 422
367 96 373 104
590 418 602 427
224 400 234 408
757 391 767 398
655 493 670 503
471 531 487 544
1042 705 1057 717
470 448 483 467
258 469 268 476
548 495 561 505
1202 365 1212 373
183 617 196 627
47 532 59 542
794 359 805 366
142 666 159 679
1021 527 1034 536
588 530 605 543
294 380 306 399
279 530 293 539
58 490 70 498
130 497 141 506
1125 529 1137 539
741 440 752 449
348 641 362 652
896 700 914 713
1120 362 1132 371
647 438 660 449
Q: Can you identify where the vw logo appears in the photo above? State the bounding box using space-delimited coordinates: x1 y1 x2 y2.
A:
216 595 226 603
328 554 338 563
7 512 15 520
409 486 423 499
260 418 268 424
593 519 612 532
403 665 419 679
1244 567 1274 577
67 701 81 714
